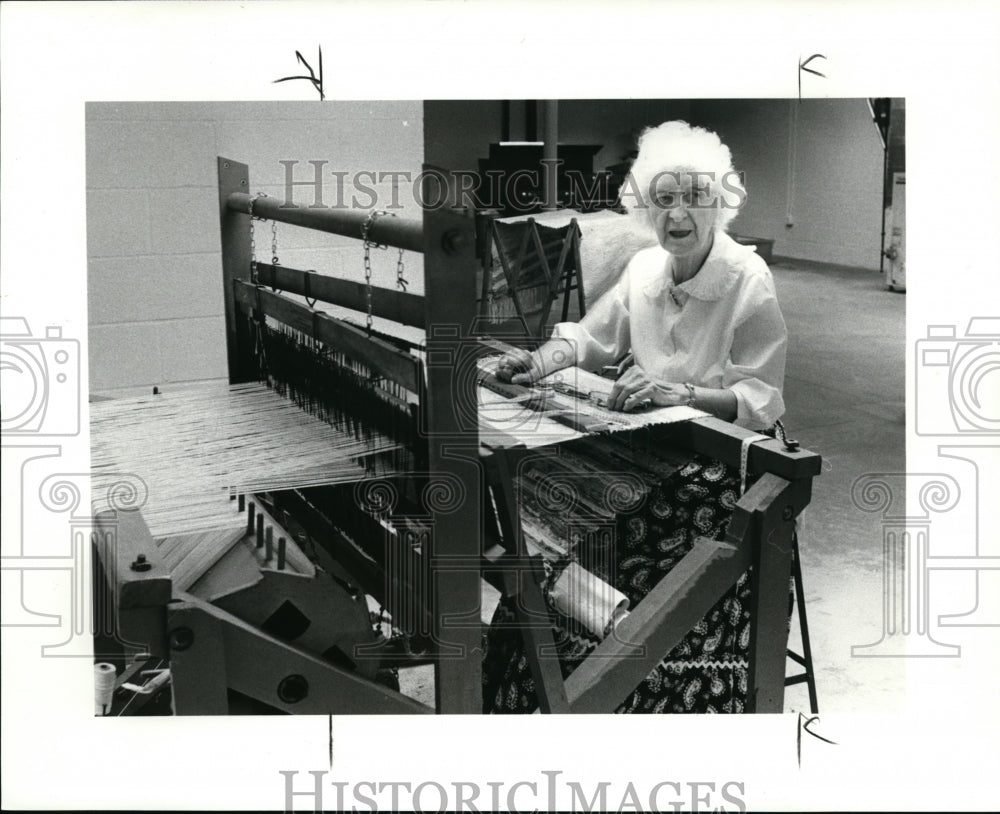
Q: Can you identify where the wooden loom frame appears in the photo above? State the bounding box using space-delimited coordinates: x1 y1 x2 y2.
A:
95 156 820 716
481 420 819 713
216 157 483 713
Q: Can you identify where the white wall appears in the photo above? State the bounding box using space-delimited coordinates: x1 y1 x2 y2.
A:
690 98 885 269
86 101 424 395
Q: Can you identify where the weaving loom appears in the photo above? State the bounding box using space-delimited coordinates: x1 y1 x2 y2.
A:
91 157 821 715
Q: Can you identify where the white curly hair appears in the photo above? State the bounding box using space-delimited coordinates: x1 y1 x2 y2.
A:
619 120 746 233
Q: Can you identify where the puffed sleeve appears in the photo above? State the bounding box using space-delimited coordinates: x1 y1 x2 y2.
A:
550 264 632 372
723 279 788 429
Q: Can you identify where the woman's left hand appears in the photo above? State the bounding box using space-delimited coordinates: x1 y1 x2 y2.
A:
608 366 688 412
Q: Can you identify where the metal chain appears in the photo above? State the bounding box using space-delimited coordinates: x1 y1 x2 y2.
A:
271 219 280 267
395 246 407 292
247 193 271 375
361 210 387 336
361 210 408 335
248 192 268 285
248 195 258 284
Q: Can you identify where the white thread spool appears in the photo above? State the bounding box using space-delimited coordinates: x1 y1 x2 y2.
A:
550 562 630 641
94 662 116 716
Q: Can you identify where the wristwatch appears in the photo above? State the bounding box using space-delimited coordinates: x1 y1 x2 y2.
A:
683 382 697 407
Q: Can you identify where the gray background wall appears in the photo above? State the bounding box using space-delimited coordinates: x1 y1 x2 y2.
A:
86 101 424 395
426 98 885 269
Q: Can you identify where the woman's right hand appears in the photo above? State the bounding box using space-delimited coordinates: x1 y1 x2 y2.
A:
494 347 542 385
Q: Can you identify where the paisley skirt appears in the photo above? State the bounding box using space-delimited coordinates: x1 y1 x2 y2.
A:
482 454 783 714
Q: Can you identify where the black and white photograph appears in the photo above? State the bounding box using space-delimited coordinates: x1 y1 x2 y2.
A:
2 2 998 811
84 96 900 720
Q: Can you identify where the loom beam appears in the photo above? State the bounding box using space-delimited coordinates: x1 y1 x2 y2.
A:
254 263 426 330
233 281 421 392
225 191 424 254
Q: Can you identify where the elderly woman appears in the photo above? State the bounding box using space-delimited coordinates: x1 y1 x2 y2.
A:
482 121 788 713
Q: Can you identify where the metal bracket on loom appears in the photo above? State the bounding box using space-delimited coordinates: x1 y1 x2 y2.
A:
251 284 268 369
303 269 318 308
311 307 328 354
253 283 265 324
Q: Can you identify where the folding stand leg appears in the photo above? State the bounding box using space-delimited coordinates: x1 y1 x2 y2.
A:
570 224 586 320
786 532 819 714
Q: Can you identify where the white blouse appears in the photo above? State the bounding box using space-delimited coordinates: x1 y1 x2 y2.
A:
551 231 787 430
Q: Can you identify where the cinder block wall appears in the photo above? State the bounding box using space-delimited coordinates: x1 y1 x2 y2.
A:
86 101 423 396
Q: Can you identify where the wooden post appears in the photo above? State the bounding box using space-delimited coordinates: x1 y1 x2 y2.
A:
421 192 483 714
745 473 804 712
217 158 252 384
541 100 559 211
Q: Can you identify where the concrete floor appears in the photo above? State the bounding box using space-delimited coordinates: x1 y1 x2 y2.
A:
772 258 906 714
402 258 907 713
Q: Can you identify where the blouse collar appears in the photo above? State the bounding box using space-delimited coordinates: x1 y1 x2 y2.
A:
643 231 749 302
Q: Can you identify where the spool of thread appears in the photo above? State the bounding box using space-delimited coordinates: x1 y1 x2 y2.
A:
94 662 116 716
549 562 630 641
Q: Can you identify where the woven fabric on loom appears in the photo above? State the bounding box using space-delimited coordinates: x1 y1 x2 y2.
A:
476 354 705 450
